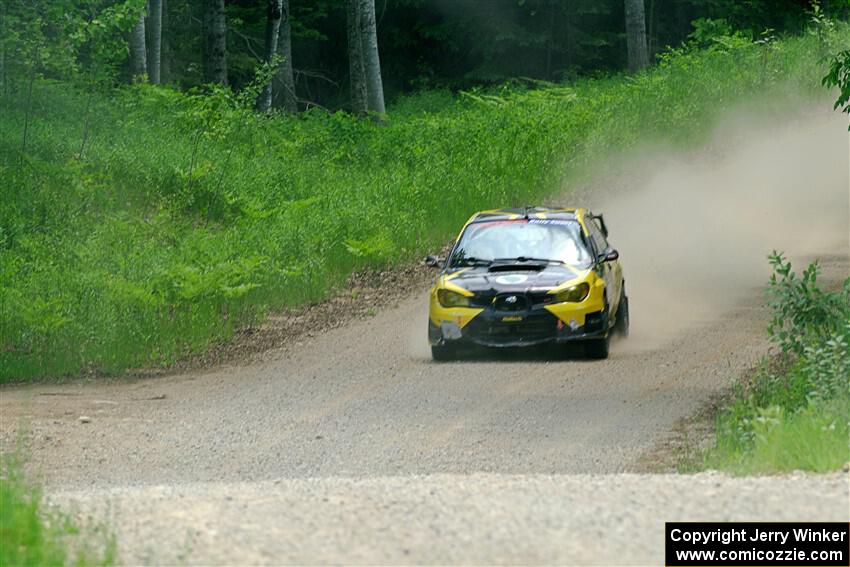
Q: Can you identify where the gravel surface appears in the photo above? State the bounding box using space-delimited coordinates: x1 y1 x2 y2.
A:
51 473 850 565
2 104 848 565
0 287 780 486
3 256 847 488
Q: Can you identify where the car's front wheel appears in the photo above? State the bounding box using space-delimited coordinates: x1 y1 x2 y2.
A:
431 344 457 361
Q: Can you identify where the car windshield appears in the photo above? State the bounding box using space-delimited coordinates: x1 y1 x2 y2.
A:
449 219 593 268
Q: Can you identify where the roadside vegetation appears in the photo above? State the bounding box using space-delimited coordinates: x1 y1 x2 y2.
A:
1 20 848 381
0 457 116 566
694 255 850 474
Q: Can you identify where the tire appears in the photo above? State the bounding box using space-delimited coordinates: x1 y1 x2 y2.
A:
584 336 610 359
431 344 457 361
615 289 629 338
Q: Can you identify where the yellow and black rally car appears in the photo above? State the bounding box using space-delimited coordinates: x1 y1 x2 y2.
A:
426 207 628 360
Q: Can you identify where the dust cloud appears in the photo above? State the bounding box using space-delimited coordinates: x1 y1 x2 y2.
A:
411 102 848 357
580 102 849 351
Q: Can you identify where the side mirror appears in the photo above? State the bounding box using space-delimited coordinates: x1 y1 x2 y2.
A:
425 255 444 268
599 249 619 263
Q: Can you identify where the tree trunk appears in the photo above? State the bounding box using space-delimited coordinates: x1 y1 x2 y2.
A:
674 1 689 44
257 0 282 113
564 3 573 71
358 0 385 114
0 2 6 98
161 0 170 82
129 9 148 79
647 0 657 59
147 0 162 83
202 0 227 85
544 3 554 79
347 0 367 114
277 0 297 113
624 0 649 73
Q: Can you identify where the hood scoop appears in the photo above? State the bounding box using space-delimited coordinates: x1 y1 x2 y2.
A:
487 263 545 272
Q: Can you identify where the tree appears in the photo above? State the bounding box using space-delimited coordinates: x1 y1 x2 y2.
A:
346 0 367 114
358 0 385 114
160 0 169 82
276 0 297 112
0 2 6 97
128 8 147 79
256 0 282 113
256 0 297 113
202 0 227 84
823 49 850 130
147 0 162 83
624 0 649 72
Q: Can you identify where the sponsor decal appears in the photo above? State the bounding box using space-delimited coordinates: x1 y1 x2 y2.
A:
495 274 529 285
528 219 574 225
502 316 523 322
440 321 462 340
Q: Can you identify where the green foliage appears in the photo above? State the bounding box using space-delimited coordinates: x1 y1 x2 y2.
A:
130 0 832 103
822 49 850 128
725 398 849 473
766 252 850 355
0 25 848 381
702 257 850 474
0 457 116 566
688 18 735 47
0 0 143 85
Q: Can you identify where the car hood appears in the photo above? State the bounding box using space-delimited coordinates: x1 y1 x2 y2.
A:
443 264 588 294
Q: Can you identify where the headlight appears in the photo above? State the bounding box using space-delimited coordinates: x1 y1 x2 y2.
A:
438 289 471 307
554 283 590 303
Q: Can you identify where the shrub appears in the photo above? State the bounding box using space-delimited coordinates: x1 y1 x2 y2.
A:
706 255 850 473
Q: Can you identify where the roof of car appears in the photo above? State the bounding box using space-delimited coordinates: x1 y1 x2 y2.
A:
469 206 588 223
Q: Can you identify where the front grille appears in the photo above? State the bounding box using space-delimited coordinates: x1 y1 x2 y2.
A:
469 291 555 309
465 314 557 345
492 293 528 311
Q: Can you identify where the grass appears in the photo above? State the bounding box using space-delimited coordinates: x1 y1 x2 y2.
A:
689 257 850 474
1 24 848 381
0 457 115 566
739 400 848 472
700 360 850 474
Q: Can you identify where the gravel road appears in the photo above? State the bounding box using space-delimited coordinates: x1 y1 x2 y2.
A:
2 104 848 565
51 473 850 565
0 279 793 486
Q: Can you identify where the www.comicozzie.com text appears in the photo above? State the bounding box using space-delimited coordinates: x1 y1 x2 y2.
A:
669 527 848 546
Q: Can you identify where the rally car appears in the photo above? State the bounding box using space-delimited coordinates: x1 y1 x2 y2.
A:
426 206 628 360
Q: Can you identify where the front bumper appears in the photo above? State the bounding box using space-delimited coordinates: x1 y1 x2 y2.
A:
428 307 609 348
